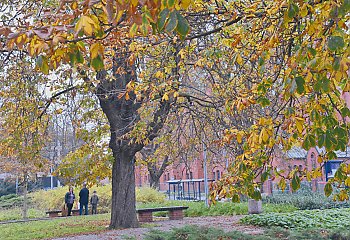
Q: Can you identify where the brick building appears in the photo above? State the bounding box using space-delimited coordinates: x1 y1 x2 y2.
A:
136 93 350 195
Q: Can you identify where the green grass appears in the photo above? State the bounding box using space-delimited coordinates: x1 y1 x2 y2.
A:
0 208 45 221
1 214 110 240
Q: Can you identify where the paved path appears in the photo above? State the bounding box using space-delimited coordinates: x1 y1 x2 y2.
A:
53 216 264 240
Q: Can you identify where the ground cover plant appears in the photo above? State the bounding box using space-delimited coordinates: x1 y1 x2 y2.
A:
263 185 350 210
241 208 350 230
143 225 350 240
143 225 262 240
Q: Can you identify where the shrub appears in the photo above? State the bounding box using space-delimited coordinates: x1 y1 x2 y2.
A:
135 187 166 204
0 179 16 197
0 194 23 209
241 208 350 230
30 186 68 210
29 185 166 212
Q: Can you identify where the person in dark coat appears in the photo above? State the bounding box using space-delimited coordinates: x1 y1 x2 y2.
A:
64 186 75 216
79 183 89 215
90 190 99 215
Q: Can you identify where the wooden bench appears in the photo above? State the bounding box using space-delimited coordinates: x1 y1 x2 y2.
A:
46 209 79 218
136 206 189 222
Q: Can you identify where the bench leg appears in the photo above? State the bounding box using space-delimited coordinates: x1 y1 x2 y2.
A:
169 210 184 220
138 212 153 222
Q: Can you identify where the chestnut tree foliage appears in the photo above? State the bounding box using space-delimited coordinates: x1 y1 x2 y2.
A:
0 0 349 228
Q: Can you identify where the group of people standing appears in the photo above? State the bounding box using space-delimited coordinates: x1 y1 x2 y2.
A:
64 183 99 216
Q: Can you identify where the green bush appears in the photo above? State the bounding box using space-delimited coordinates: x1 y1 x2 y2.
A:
241 208 350 230
29 185 112 212
0 180 16 197
0 194 23 209
135 187 166 204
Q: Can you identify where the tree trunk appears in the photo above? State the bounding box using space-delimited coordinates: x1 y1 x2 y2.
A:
110 149 138 228
96 47 172 229
22 174 28 219
149 173 160 190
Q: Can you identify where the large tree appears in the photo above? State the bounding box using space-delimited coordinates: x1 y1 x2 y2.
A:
1 0 349 228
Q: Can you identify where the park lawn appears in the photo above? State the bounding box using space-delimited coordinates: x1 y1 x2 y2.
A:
0 214 110 240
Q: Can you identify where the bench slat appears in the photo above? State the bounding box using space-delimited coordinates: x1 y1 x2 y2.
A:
136 206 188 213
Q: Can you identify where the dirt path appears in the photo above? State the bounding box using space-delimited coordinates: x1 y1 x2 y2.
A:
53 216 264 240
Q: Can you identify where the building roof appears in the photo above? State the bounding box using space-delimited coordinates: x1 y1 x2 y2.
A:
316 146 350 158
166 179 214 184
286 146 308 159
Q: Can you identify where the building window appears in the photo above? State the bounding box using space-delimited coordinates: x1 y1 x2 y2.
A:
167 173 170 181
190 172 193 179
216 170 220 180
186 173 189 179
213 172 216 180
164 174 167 181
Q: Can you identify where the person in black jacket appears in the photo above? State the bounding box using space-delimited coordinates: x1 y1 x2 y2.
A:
64 186 75 216
79 183 89 215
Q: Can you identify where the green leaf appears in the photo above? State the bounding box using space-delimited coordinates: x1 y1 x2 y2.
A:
339 0 350 16
324 182 333 197
76 51 84 64
328 36 345 52
91 55 104 71
317 134 325 147
36 55 49 74
302 134 316 149
261 171 269 182
250 189 261 200
257 97 270 107
288 3 299 19
165 11 178 33
294 76 305 94
307 47 317 57
291 174 301 192
69 52 76 66
325 135 333 151
314 77 330 93
232 194 240 203
167 0 175 8
341 107 350 118
176 12 190 39
157 8 169 31
326 151 337 160
333 57 340 71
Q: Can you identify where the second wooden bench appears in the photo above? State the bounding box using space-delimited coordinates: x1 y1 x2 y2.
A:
136 206 189 222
